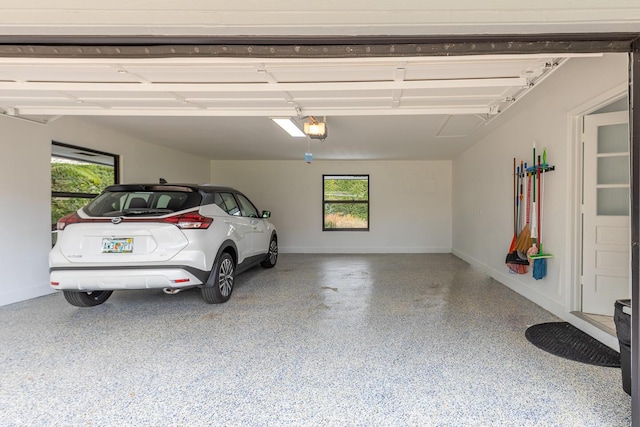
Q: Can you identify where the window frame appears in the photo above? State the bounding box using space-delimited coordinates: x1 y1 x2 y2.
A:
322 174 370 231
51 141 119 230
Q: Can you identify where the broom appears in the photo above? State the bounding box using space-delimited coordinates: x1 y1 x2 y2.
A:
506 159 529 273
508 158 517 251
514 164 532 255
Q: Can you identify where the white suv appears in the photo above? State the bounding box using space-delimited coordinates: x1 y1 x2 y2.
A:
49 184 278 307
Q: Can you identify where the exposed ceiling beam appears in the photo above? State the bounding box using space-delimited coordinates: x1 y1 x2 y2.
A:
8 106 493 117
0 77 528 93
0 52 602 65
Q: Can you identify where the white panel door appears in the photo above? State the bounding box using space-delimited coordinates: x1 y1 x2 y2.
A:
582 111 630 316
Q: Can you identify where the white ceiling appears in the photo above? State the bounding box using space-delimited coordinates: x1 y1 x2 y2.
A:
0 53 587 160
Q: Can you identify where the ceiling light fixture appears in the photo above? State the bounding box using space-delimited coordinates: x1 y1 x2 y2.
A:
271 117 306 137
304 116 328 140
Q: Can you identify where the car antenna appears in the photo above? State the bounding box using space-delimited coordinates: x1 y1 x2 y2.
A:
159 178 167 184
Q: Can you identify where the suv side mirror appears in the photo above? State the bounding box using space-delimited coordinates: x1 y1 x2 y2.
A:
262 210 271 218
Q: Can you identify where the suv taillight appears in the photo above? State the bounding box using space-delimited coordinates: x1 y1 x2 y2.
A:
162 212 213 229
57 212 82 230
56 210 213 230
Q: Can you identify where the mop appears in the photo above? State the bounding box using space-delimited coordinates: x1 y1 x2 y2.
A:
529 149 553 279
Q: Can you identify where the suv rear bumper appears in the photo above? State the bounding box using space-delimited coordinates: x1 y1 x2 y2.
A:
49 265 209 291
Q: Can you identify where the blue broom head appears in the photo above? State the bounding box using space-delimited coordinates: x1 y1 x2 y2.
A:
533 258 547 280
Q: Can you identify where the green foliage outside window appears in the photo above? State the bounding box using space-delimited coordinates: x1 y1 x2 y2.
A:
51 162 115 227
323 175 369 230
51 162 114 194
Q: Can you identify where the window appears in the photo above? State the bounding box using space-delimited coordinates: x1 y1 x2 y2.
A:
83 190 199 216
236 194 260 218
218 192 241 216
51 142 118 241
323 175 369 231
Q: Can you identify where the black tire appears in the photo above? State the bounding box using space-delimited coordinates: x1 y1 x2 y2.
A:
63 290 113 307
260 236 278 268
202 252 235 304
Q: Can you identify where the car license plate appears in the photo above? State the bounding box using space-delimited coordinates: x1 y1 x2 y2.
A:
101 238 134 253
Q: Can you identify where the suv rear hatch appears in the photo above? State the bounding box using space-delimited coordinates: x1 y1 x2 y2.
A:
55 185 209 264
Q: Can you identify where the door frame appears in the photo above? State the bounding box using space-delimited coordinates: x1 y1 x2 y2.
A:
580 109 631 315
567 83 628 314
630 42 639 416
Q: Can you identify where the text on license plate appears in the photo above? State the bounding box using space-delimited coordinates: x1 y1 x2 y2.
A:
102 238 134 253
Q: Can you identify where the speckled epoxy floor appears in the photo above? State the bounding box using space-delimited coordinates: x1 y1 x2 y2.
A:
0 254 632 426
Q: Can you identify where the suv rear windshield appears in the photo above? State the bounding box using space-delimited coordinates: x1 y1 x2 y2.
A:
83 190 202 217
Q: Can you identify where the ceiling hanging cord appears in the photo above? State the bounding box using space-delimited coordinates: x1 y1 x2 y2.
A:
294 106 313 163
304 135 313 164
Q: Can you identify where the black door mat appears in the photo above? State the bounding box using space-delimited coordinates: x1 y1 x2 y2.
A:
525 322 620 367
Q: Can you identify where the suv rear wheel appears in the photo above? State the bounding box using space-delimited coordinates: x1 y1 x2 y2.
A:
202 252 235 304
63 290 113 307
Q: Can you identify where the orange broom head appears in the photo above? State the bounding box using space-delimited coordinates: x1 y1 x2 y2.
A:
514 224 532 252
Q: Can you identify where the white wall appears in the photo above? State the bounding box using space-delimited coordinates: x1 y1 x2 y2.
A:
0 116 211 307
210 160 452 253
48 117 211 184
0 116 52 305
452 53 628 347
